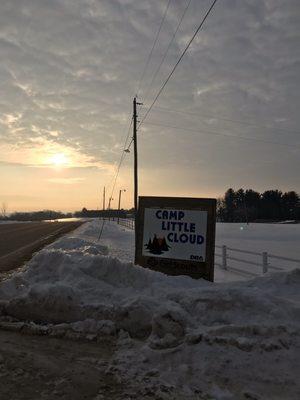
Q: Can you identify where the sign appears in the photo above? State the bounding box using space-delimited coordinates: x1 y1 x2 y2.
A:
135 196 216 281
142 208 208 261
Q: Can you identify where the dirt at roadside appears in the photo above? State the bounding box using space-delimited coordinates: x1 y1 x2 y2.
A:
0 330 125 400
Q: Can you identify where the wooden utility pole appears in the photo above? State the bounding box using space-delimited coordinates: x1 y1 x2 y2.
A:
103 186 106 211
118 189 126 224
108 196 113 221
133 97 138 216
133 97 140 255
133 97 142 259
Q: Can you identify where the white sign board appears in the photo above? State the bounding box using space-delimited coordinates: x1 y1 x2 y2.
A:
142 208 208 262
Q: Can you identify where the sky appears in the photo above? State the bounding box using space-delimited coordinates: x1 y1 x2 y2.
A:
0 0 299 212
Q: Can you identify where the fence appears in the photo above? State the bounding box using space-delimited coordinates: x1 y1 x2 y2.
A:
215 245 300 277
118 218 135 230
115 218 300 277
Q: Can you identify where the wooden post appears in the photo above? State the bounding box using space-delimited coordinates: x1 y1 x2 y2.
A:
262 251 268 273
222 245 227 270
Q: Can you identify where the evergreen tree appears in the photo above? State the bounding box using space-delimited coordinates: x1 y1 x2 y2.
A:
261 190 283 220
224 188 236 222
282 191 299 220
161 237 170 252
145 238 152 250
152 235 161 254
217 188 299 222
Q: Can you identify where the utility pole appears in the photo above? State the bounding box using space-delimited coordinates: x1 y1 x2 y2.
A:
133 97 142 212
103 186 106 211
108 196 113 221
133 97 138 256
133 97 142 256
133 97 138 216
118 189 126 224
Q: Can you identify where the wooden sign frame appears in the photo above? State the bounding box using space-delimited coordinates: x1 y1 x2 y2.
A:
135 196 216 281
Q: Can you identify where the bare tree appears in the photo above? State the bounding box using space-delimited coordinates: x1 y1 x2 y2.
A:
1 202 7 219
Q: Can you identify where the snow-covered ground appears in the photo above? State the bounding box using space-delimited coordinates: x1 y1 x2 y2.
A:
216 222 300 279
216 222 300 260
0 220 299 399
94 220 300 282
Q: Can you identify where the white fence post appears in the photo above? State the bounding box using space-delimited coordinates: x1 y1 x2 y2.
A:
222 245 227 270
262 251 268 273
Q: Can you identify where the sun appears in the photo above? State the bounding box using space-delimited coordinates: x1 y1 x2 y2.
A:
49 153 68 167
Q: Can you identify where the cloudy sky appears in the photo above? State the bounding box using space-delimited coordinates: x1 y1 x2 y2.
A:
0 0 299 212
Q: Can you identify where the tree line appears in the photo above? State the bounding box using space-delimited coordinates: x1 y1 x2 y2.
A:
0 209 72 221
0 207 132 221
217 189 299 222
1 193 299 223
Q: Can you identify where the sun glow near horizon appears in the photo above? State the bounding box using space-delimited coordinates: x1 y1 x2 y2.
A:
49 152 69 167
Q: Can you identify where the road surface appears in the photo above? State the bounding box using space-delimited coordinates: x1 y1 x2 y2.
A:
0 221 83 273
0 329 123 400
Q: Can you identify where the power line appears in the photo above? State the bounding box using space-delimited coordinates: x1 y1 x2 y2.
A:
77 100 298 136
143 121 300 149
98 115 133 242
122 116 134 154
99 1 172 236
107 117 133 205
142 0 193 106
136 0 172 96
127 137 134 151
138 0 219 128
152 105 300 136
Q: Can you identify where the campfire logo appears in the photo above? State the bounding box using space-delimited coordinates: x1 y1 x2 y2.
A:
145 234 171 255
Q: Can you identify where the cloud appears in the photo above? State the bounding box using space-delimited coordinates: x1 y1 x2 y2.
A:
0 160 101 171
48 177 86 185
0 0 299 197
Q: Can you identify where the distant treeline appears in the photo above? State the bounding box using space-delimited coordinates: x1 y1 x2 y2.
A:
217 189 299 222
0 210 72 221
0 208 133 221
2 193 299 223
74 208 131 218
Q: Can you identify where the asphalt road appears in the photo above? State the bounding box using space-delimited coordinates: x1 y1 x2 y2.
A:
0 221 83 273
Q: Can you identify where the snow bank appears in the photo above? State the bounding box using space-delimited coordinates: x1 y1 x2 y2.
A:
0 220 299 399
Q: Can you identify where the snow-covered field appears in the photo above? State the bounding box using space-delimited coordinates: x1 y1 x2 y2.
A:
216 222 300 260
216 222 300 279
98 220 300 282
0 220 299 399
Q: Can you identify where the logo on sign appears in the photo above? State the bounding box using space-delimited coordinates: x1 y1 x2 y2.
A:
144 234 171 255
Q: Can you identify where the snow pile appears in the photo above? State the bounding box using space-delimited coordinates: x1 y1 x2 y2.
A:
0 220 299 399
